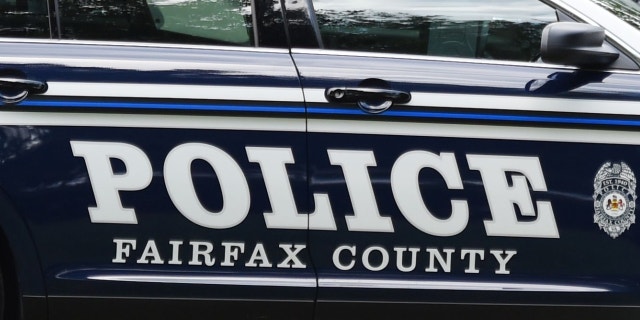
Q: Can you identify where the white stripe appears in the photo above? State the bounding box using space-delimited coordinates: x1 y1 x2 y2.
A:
304 89 639 116
293 47 639 74
0 56 295 73
1 111 638 145
292 48 575 70
46 82 304 102
309 119 640 145
89 274 317 287
319 278 608 292
0 37 291 53
0 111 305 132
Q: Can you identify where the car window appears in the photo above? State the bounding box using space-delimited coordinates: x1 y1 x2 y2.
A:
0 0 50 38
591 0 640 31
59 0 254 46
311 0 558 62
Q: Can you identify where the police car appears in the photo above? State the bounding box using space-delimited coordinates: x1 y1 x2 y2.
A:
0 0 639 319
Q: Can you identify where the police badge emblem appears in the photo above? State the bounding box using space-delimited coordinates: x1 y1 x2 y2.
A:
593 162 637 238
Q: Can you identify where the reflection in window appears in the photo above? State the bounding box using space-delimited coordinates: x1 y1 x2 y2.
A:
313 0 558 62
148 0 250 44
0 0 50 38
592 0 640 30
60 0 254 46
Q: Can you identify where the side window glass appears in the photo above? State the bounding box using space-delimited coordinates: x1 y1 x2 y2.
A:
0 0 50 37
59 0 254 46
312 0 558 62
592 0 640 30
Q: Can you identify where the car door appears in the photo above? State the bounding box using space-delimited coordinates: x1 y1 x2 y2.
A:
0 0 314 319
285 0 640 318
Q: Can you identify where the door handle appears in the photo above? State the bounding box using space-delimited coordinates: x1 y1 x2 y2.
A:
0 77 48 104
325 87 411 113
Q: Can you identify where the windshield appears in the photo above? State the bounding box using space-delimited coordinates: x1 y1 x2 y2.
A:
591 0 640 30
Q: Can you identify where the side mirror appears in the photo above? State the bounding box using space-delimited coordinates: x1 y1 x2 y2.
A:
541 22 619 68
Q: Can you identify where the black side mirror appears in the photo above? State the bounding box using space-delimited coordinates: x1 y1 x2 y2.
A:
541 22 619 68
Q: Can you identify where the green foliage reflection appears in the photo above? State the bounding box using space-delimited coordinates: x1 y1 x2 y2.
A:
592 0 640 30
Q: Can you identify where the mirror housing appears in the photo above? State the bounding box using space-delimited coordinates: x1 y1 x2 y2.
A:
541 22 619 68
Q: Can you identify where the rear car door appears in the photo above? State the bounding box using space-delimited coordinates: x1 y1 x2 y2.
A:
0 1 313 319
285 0 640 318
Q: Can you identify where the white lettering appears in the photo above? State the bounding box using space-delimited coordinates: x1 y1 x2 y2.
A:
83 140 559 245
136 240 164 264
168 240 183 265
425 248 454 273
394 247 420 272
467 155 559 238
362 246 389 272
491 250 517 275
308 193 338 231
221 242 245 267
164 143 250 229
246 147 336 230
71 141 152 224
461 249 485 274
110 238 517 275
246 243 273 268
333 245 356 271
328 150 394 232
391 151 468 237
189 241 215 266
112 239 137 263
277 244 307 268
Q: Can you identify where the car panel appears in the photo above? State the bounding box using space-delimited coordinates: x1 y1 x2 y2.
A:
1 0 640 318
299 54 640 319
0 37 312 320
287 0 640 318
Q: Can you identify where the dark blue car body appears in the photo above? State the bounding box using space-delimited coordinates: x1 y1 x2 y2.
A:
0 0 639 319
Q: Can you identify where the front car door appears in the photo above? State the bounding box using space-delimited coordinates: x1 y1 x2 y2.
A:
285 0 640 318
0 0 314 319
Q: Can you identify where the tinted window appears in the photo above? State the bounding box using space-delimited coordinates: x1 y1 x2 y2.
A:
312 0 558 62
0 0 50 37
60 0 254 46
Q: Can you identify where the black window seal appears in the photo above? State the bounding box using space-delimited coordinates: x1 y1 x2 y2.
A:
251 0 260 47
53 0 61 39
45 0 53 38
305 0 323 48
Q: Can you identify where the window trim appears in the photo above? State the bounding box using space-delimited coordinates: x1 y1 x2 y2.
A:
0 37 291 54
291 48 640 75
251 0 259 47
304 0 323 48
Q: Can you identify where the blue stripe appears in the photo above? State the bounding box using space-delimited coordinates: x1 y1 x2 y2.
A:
19 100 306 113
307 108 640 127
16 100 640 127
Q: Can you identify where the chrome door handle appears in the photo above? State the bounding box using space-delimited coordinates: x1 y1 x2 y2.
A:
0 77 48 104
325 87 411 113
